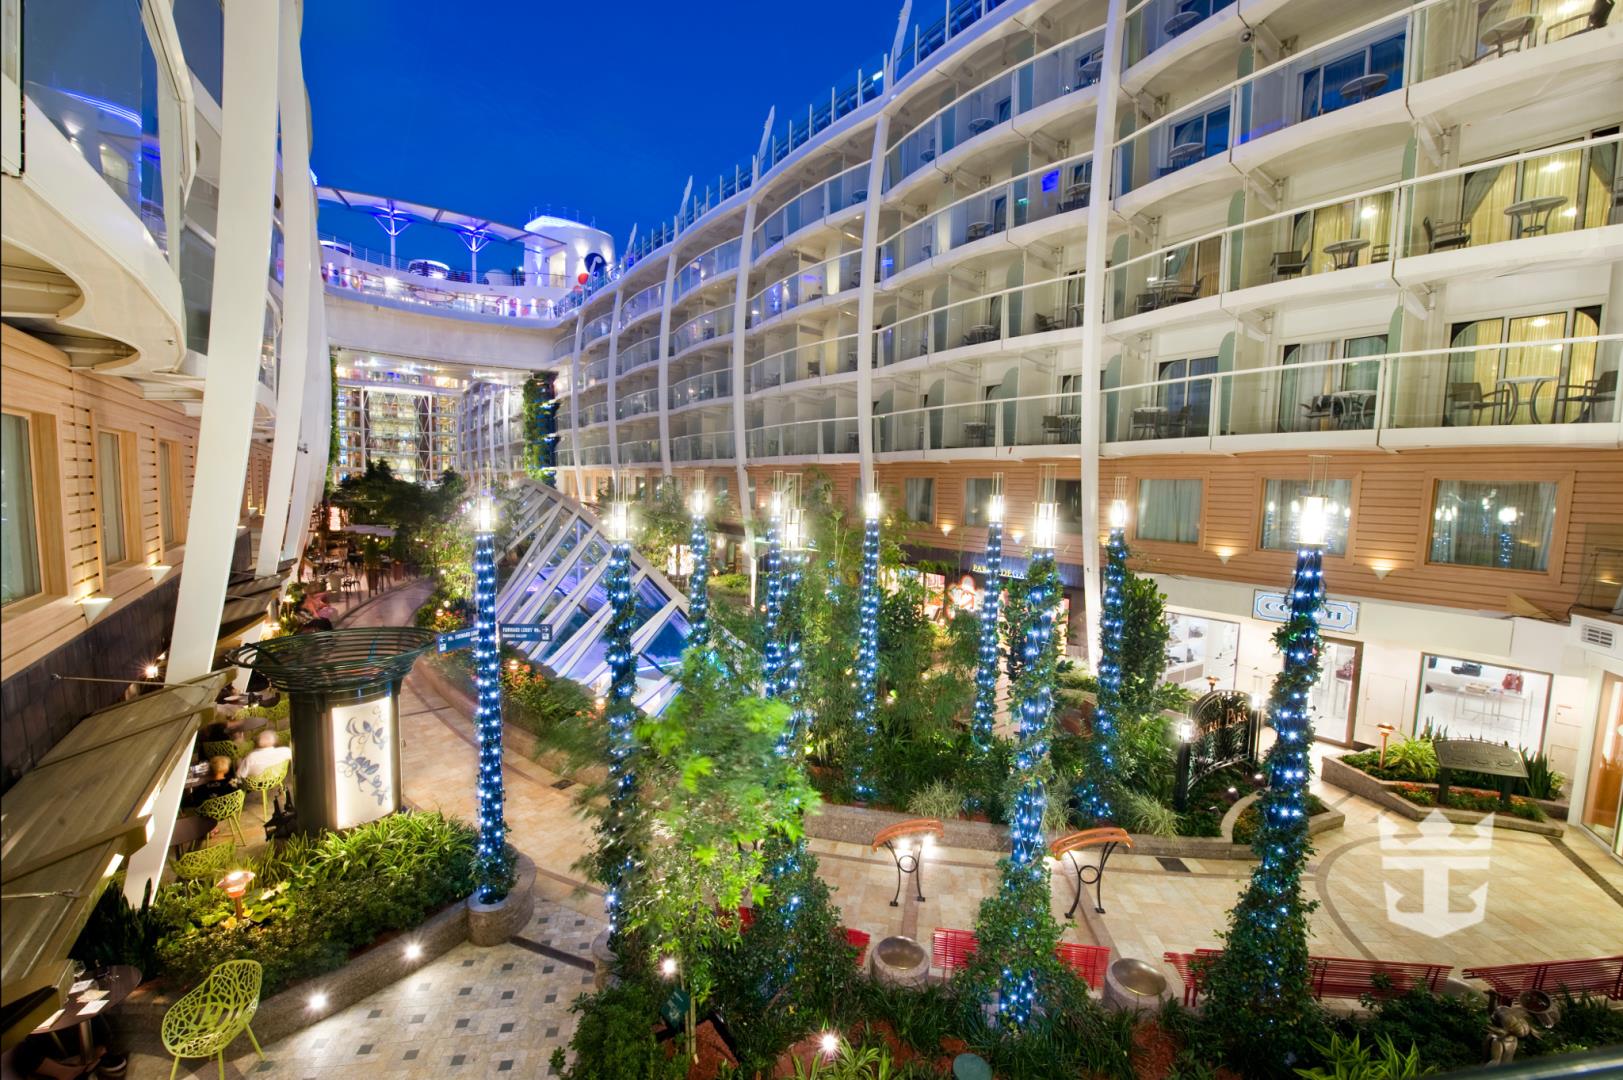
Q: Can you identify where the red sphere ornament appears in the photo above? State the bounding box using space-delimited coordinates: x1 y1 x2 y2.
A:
577 271 589 285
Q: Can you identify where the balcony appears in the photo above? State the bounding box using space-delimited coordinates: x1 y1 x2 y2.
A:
752 163 870 258
619 438 662 465
673 237 742 301
885 25 1106 192
616 386 661 420
892 0 1018 84
875 392 1083 457
616 335 662 377
760 61 885 172
669 306 735 359
747 335 860 393
669 369 732 410
878 152 1093 284
1114 0 1618 207
320 261 561 321
1102 336 1621 455
747 416 861 459
1122 0 1237 72
578 401 610 427
748 252 862 329
619 280 664 329
670 431 737 463
877 276 1086 368
1107 135 1623 326
580 356 609 389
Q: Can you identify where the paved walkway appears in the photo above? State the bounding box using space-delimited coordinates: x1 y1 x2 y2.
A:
136 579 1623 1076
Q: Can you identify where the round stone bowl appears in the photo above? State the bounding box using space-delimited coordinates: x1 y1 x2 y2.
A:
1105 957 1171 1011
872 935 930 988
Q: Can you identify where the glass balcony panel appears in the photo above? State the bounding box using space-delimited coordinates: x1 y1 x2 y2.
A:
1233 190 1398 288
669 306 735 356
1238 16 1408 146
1115 92 1232 197
1386 340 1621 429
1107 235 1222 320
1216 358 1376 436
874 393 1083 452
1007 276 1085 336
1123 0 1237 69
669 369 732 409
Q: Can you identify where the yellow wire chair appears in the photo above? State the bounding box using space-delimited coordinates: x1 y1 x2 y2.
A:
240 759 290 819
169 842 238 883
160 959 265 1080
197 789 248 846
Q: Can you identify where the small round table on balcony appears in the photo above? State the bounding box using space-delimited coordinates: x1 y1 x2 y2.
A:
1504 195 1569 238
1338 72 1389 103
1323 237 1372 270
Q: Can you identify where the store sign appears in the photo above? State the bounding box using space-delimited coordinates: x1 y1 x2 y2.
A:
1252 589 1360 633
330 695 397 830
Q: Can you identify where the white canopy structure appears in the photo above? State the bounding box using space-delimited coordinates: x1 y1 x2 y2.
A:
495 481 692 714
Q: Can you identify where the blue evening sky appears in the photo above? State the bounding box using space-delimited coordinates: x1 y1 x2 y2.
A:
303 0 900 269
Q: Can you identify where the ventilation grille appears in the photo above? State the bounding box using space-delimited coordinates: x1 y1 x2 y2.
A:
1579 622 1617 651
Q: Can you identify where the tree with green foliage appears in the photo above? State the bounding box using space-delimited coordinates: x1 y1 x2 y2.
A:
626 649 810 1065
521 372 560 486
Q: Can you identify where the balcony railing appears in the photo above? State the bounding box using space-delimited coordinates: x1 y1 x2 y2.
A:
879 151 1094 281
677 165 753 233
581 311 615 348
670 431 736 463
747 335 861 393
1115 0 1609 199
1102 336 1621 447
669 306 735 358
619 438 662 464
877 276 1085 368
747 416 861 458
623 222 676 270
616 386 661 420
886 25 1107 189
581 356 609 388
752 163 870 258
576 442 612 466
748 251 862 328
669 369 732 409
874 392 1083 454
551 336 579 364
673 237 742 300
617 334 662 376
1122 0 1236 71
893 0 1013 84
1107 135 1622 320
321 263 559 320
578 401 610 427
761 61 886 171
316 234 568 288
619 280 664 328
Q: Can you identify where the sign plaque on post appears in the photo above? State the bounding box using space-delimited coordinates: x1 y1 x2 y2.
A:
1432 738 1527 809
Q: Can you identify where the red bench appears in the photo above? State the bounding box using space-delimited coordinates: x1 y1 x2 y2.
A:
1164 948 1450 1004
844 928 871 967
1463 955 1623 1004
932 928 1109 988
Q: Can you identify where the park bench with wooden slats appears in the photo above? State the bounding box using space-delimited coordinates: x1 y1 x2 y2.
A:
933 928 1109 988
1049 827 1133 916
844 928 871 967
1164 948 1450 1004
1462 955 1623 1004
872 818 945 906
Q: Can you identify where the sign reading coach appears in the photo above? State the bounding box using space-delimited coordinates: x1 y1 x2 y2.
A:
1253 589 1359 633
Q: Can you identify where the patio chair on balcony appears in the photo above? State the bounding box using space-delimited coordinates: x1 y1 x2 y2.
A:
1423 217 1471 253
1129 407 1162 439
1554 369 1618 422
1033 311 1060 333
1446 381 1514 425
1298 395 1336 430
1545 0 1613 41
1270 249 1310 281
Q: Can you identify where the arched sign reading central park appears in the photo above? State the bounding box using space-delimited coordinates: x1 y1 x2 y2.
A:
1173 689 1262 811
228 627 436 833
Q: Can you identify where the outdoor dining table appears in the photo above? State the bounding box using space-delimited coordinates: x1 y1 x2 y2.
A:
1164 8 1201 35
168 811 217 853
1323 237 1372 269
1329 389 1377 428
1504 195 1568 237
962 420 993 445
1479 13 1538 57
1079 53 1103 85
1167 141 1205 169
967 116 994 134
1338 72 1389 103
967 221 993 241
32 965 143 1069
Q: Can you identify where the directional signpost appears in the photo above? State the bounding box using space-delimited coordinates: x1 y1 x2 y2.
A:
437 623 551 653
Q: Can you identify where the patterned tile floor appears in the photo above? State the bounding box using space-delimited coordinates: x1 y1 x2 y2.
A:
125 579 1623 1076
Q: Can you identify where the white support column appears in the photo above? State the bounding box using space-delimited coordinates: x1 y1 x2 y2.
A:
650 246 681 481
130 0 284 907
566 315 584 497
1079 0 1126 670
853 108 893 499
729 197 761 534
603 283 627 475
256 25 317 575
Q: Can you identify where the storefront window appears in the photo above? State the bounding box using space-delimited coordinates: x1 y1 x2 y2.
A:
905 477 934 523
1417 653 1551 752
2 413 43 606
1164 611 1239 690
1055 480 1084 533
1137 478 1201 544
964 477 998 526
1260 478 1353 555
1429 480 1557 571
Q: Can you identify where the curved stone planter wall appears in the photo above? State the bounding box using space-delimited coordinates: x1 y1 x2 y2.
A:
115 894 470 1057
1320 755 1566 837
469 853 537 946
805 799 1344 862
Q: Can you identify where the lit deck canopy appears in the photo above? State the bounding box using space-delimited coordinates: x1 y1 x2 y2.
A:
316 187 572 255
0 672 229 1047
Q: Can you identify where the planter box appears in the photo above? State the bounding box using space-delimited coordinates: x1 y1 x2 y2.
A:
115 894 469 1057
805 797 1343 862
469 853 537 946
1321 754 1566 837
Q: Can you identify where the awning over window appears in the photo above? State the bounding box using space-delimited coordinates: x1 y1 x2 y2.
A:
0 672 228 1047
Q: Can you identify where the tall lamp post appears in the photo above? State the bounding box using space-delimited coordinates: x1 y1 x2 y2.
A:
471 495 507 901
852 491 882 799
